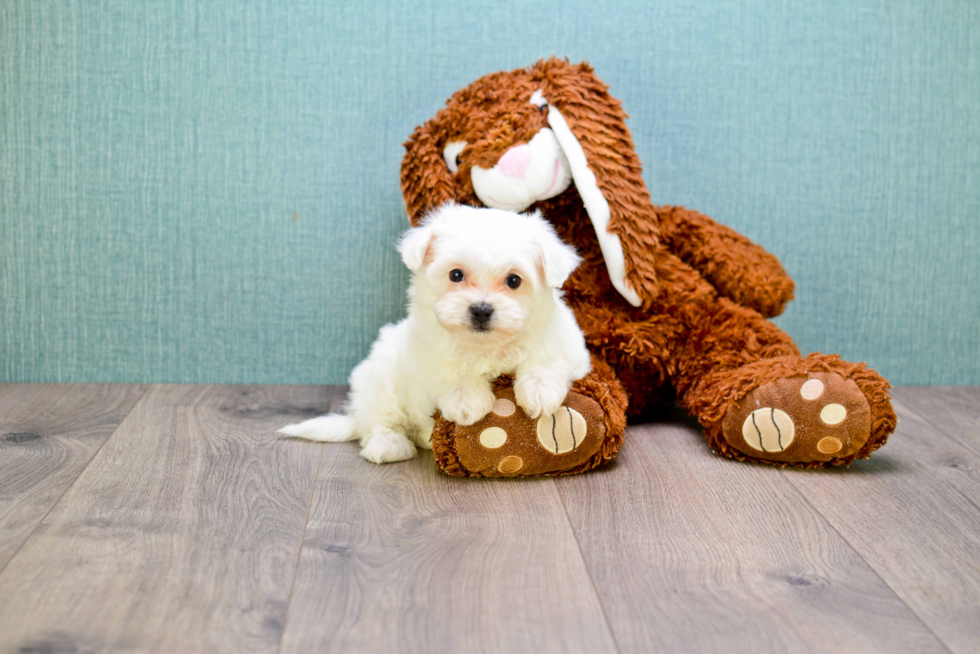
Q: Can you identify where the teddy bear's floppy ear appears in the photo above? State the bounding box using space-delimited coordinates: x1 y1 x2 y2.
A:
401 121 458 227
537 59 661 305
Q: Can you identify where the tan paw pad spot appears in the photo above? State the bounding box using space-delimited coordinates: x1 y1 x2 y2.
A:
491 398 516 417
536 407 588 455
817 437 843 454
820 403 847 425
800 379 825 400
479 427 507 449
497 455 524 474
742 408 796 453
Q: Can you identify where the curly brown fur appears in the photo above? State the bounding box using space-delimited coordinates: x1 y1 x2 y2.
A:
404 58 895 471
658 206 795 317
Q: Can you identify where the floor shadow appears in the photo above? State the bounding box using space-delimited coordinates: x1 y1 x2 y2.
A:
628 402 703 432
783 452 910 476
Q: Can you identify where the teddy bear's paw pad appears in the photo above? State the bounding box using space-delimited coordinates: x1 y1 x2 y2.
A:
721 372 872 463
741 408 795 453
536 407 588 454
450 387 606 477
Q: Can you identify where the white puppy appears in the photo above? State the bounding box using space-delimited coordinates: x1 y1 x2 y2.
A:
279 203 591 464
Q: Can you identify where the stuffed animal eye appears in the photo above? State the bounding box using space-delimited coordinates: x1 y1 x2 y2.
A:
505 274 521 289
450 269 465 283
442 141 467 174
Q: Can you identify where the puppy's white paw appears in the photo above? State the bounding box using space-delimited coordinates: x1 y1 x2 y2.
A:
360 428 417 464
438 382 495 426
515 372 570 419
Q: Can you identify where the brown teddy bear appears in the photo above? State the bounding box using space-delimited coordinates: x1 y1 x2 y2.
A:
402 58 896 477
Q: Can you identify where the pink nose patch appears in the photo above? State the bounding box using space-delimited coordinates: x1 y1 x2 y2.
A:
496 144 532 179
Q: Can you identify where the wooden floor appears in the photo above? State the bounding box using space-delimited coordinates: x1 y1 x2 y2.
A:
0 385 977 654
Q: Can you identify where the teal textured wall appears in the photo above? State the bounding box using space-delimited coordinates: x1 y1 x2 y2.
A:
1 1 977 385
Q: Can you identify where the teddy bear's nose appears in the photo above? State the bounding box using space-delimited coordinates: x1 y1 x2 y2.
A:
495 144 532 179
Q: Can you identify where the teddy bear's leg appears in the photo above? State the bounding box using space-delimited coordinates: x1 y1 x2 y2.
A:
430 357 628 477
670 297 896 467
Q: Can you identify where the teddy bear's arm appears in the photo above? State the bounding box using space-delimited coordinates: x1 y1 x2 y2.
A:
657 206 795 317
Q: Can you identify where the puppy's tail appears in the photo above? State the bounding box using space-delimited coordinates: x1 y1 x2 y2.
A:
278 414 356 442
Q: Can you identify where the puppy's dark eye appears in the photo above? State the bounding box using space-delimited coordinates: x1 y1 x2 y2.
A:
450 269 465 283
505 274 521 289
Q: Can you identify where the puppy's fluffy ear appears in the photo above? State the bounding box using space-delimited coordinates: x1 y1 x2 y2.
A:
398 222 435 272
529 210 582 288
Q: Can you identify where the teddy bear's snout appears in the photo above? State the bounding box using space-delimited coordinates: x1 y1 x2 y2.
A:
471 128 572 212
495 144 533 179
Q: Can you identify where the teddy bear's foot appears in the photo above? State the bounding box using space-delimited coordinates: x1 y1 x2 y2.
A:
431 360 628 478
433 387 607 477
718 368 887 466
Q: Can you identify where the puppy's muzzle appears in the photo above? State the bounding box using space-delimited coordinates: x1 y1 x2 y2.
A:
468 303 494 332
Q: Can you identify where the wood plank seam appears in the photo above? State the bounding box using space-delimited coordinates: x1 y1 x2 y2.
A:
0 383 335 653
0 384 150 579
555 405 963 652
777 450 957 654
557 486 624 654
276 442 325 654
891 394 980 459
278 383 620 654
275 387 335 654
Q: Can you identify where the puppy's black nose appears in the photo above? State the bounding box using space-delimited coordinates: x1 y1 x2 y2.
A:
469 303 494 328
